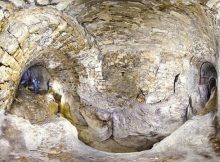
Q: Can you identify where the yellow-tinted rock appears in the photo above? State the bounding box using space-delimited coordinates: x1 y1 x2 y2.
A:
60 103 74 124
49 101 58 115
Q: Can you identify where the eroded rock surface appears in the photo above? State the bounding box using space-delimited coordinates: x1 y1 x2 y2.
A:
0 0 220 161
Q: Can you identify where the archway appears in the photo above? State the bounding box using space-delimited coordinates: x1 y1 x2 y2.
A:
19 65 51 94
200 62 217 102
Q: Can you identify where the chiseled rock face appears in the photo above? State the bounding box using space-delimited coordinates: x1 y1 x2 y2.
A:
0 110 79 161
64 0 216 150
0 0 219 160
0 110 219 162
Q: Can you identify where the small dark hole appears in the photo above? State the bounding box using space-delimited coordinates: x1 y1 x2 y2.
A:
173 74 180 93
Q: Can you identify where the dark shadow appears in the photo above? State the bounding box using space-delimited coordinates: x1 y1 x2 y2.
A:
19 65 52 95
199 62 217 101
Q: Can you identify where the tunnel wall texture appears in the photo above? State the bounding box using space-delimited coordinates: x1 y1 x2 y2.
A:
0 0 219 154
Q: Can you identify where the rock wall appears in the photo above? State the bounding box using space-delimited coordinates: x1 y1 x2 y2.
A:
0 0 220 160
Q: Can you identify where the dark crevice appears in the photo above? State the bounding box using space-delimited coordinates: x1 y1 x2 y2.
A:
0 62 10 68
0 80 11 84
121 71 125 76
186 96 194 120
173 74 180 94
34 0 58 6
0 46 10 56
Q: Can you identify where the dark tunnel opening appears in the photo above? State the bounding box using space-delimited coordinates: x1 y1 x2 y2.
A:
199 62 217 103
9 65 59 123
200 62 217 84
19 65 52 95
187 62 218 119
11 63 75 125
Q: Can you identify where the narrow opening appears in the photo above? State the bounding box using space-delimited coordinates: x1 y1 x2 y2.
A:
200 62 217 84
199 62 217 102
174 73 180 93
20 65 52 95
9 65 54 123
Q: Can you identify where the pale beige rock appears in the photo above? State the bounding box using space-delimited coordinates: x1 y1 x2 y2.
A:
9 0 26 7
53 0 74 11
36 0 50 5
0 32 19 54
0 0 219 161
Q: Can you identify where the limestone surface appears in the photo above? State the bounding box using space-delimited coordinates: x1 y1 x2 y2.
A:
0 0 220 161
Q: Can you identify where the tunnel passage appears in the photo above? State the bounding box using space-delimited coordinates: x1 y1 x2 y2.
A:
8 49 84 124
187 62 218 119
199 62 217 103
200 62 217 86
9 65 56 123
195 62 218 115
20 65 52 95
1 0 218 156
